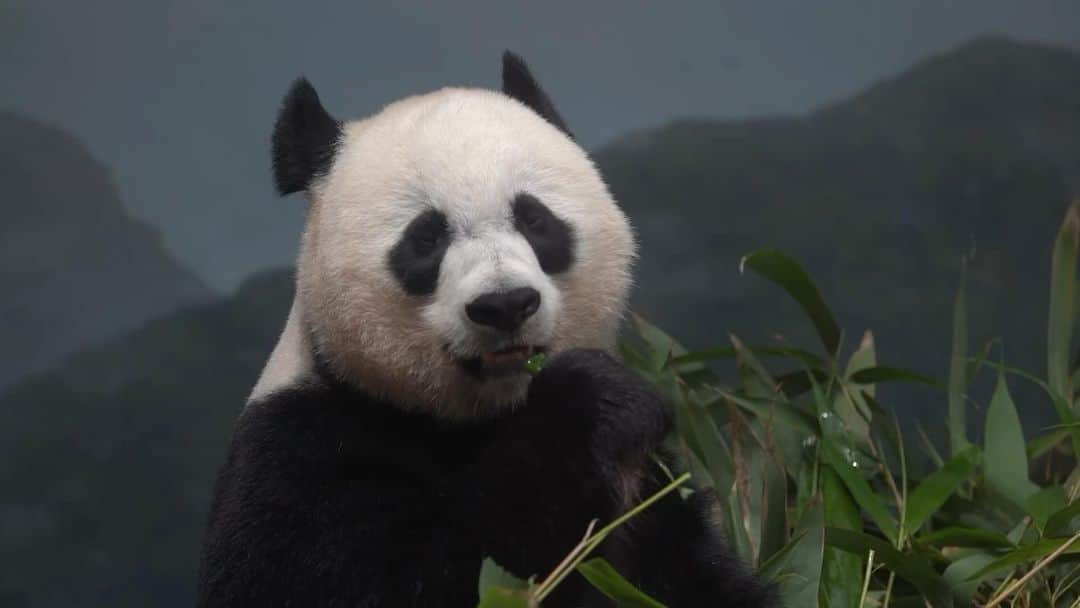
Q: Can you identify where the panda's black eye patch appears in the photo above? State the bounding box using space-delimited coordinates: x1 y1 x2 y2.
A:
388 209 451 295
513 193 574 274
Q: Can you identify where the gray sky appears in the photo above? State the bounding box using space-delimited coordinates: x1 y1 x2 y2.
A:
3 0 1079 290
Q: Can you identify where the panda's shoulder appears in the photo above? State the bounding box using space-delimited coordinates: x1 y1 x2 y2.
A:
239 381 347 439
227 381 382 472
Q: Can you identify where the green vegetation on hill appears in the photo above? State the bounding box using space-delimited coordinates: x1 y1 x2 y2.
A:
0 271 289 607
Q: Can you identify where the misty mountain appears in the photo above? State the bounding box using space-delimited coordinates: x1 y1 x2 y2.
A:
1 36 1078 606
0 113 212 387
599 35 1079 427
0 270 289 607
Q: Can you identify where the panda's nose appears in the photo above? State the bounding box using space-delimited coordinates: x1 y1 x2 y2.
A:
466 287 541 332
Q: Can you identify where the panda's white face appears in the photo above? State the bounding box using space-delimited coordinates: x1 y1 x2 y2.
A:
255 57 635 418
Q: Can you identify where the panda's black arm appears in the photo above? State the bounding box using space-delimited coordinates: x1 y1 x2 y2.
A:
442 349 673 596
608 480 779 608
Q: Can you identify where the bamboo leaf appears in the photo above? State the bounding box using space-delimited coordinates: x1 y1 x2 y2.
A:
1026 485 1067 533
820 467 863 608
719 391 817 436
850 366 941 388
740 249 841 356
1027 428 1070 460
774 368 831 400
759 454 788 566
1049 202 1079 408
983 372 1039 510
1045 499 1080 537
845 331 877 393
942 552 996 606
576 558 667 608
478 558 530 597
905 446 979 535
823 445 899 544
758 529 808 582
918 527 1014 550
670 345 823 368
673 382 733 493
948 281 970 456
476 587 531 608
477 558 532 608
968 536 1080 580
630 314 676 372
825 527 953 607
779 497 825 607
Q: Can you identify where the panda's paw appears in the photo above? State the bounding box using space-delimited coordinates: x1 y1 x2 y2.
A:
527 348 672 453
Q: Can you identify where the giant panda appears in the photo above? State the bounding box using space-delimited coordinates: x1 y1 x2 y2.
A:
197 52 774 608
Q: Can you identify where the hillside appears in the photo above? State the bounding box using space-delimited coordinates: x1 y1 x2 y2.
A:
0 270 290 607
0 113 212 387
1 37 1079 606
597 36 1079 425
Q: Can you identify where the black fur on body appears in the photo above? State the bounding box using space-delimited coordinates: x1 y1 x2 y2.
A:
197 349 775 607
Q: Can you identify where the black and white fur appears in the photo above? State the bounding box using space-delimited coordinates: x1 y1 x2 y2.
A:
198 52 774 607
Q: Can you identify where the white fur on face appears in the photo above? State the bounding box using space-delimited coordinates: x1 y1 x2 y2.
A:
258 87 636 417
427 229 559 357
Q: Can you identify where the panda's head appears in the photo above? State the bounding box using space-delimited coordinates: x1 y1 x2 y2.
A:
268 53 634 418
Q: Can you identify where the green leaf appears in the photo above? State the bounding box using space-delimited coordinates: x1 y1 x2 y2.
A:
825 527 953 607
774 368 831 400
670 345 824 368
740 249 841 356
845 331 877 393
983 372 1038 510
977 358 1080 457
917 527 1014 550
823 445 899 544
779 497 825 607
915 421 945 469
674 383 733 493
759 454 788 566
477 558 532 608
1026 485 1067 533
948 281 970 457
719 391 817 436
1027 428 1071 460
630 314 676 372
968 536 1080 581
758 530 808 582
726 480 754 563
730 334 779 397
942 552 996 606
905 446 979 535
1049 202 1079 408
849 366 941 388
820 467 863 608
476 587 531 608
478 558 530 597
576 558 668 608
1045 499 1080 537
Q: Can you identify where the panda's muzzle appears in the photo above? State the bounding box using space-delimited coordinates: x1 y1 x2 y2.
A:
457 344 547 379
465 287 541 333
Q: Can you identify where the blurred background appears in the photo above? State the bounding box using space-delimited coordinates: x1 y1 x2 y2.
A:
2 1 1079 605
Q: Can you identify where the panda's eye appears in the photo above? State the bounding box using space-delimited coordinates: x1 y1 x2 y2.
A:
389 209 451 296
408 211 450 257
412 231 444 256
512 193 575 275
521 209 546 232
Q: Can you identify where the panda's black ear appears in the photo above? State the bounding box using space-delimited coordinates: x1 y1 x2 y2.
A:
271 77 343 196
501 51 572 138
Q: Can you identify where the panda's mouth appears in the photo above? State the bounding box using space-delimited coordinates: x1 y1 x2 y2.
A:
458 345 546 378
